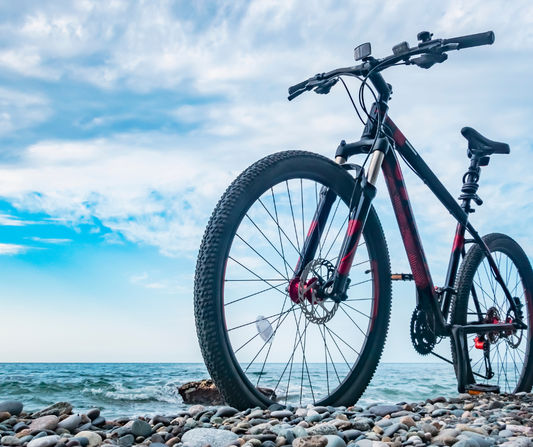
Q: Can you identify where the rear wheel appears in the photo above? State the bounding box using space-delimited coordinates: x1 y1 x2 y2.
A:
451 233 533 393
194 151 392 409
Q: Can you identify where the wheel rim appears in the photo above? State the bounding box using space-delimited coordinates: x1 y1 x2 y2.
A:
465 250 531 393
221 176 377 406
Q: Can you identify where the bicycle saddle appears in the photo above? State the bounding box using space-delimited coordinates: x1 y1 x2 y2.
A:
461 127 510 158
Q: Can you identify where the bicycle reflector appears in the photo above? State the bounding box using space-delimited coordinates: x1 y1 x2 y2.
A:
354 42 371 61
255 315 273 343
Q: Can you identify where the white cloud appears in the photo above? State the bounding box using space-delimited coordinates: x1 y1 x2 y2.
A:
0 243 32 254
29 237 71 243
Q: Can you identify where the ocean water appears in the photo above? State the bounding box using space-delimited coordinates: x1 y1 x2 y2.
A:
0 363 458 418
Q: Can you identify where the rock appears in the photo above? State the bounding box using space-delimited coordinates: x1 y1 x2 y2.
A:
178 380 224 406
499 430 513 438
307 424 338 436
74 437 89 447
293 426 309 438
399 417 416 428
296 409 308 418
509 439 533 447
0 401 23 416
369 406 403 417
19 436 34 444
188 405 204 417
343 431 362 441
383 424 400 438
488 401 504 410
214 407 239 418
33 403 73 418
181 428 238 447
354 441 373 447
74 432 101 447
292 436 328 447
453 439 480 447
456 425 488 437
58 415 82 432
0 411 11 422
85 410 100 422
130 420 152 438
118 435 134 447
30 416 60 431
91 417 105 427
323 436 346 447
14 422 30 433
153 416 170 426
375 420 392 428
27 436 60 447
149 444 166 447
419 424 438 437
271 411 294 419
151 434 165 444
2 436 22 446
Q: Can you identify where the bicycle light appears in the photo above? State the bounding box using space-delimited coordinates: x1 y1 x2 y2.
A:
392 41 410 56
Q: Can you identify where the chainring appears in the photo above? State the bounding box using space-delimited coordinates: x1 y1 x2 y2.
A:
410 306 436 355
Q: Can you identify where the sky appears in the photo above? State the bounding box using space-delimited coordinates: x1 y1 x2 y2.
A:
0 0 532 363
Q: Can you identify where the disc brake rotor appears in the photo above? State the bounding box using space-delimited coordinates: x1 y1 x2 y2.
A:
298 259 338 324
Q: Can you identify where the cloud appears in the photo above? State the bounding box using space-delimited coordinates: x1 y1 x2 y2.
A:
0 243 32 255
0 214 42 226
29 237 71 243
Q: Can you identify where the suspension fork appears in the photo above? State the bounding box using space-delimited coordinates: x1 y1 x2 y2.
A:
290 138 390 302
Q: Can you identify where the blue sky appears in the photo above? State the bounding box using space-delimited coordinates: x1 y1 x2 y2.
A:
0 0 532 362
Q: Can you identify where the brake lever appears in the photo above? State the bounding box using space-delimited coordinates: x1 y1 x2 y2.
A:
410 53 448 69
314 78 338 95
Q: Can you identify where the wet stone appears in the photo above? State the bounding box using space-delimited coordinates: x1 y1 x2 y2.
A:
27 435 60 447
131 420 152 438
0 402 23 417
292 435 328 447
272 411 294 419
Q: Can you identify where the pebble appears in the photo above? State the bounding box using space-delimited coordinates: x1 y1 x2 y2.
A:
307 424 338 436
74 432 101 447
57 415 82 432
2 436 22 446
323 435 346 447
27 436 60 447
214 407 239 418
0 401 23 416
369 406 403 417
29 416 59 431
131 420 152 438
292 435 328 447
181 428 238 447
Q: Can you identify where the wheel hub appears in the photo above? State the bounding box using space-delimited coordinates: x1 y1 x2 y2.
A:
289 259 338 324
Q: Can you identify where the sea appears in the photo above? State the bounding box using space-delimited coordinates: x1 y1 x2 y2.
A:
0 363 458 418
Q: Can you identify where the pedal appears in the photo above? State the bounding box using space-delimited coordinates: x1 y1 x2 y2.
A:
391 273 414 281
465 383 500 395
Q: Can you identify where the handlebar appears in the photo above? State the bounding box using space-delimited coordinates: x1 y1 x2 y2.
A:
288 30 495 100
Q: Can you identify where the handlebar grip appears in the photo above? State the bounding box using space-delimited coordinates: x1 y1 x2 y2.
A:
443 31 495 49
288 80 308 95
287 89 306 101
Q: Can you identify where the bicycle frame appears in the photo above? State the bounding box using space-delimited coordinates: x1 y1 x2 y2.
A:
291 76 526 391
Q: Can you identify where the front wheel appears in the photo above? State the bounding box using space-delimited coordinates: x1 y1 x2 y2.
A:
194 151 392 409
451 233 533 393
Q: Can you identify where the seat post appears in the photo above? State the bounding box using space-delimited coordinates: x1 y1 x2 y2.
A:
459 156 484 214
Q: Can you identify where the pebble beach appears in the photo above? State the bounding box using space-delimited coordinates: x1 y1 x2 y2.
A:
1 393 532 447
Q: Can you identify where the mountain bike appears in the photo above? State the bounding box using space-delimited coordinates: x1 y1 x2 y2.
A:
194 30 533 409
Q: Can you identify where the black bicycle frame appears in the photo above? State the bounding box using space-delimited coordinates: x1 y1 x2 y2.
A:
291 75 526 391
